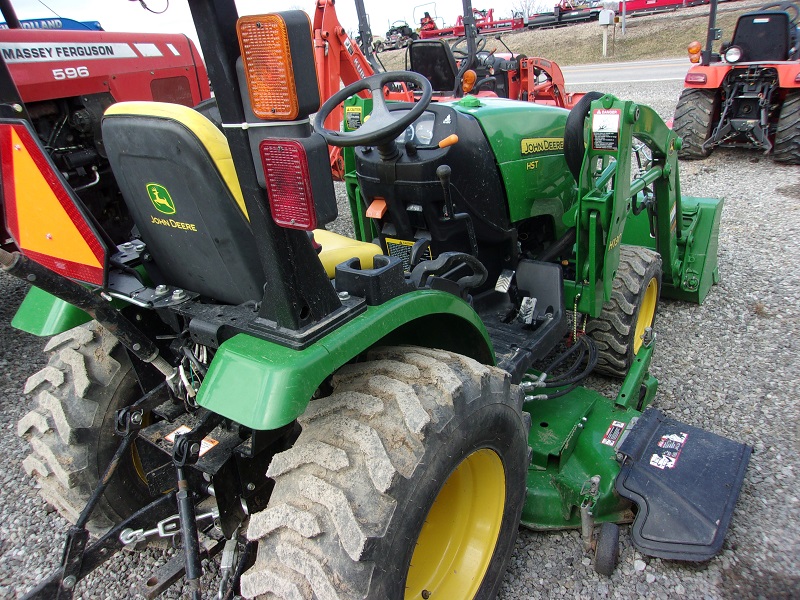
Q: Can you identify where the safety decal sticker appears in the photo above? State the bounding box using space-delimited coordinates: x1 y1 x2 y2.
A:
345 106 363 130
649 431 688 470
591 108 620 151
601 420 627 447
165 425 219 457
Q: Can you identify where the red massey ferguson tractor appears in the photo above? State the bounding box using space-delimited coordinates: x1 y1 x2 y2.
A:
673 0 800 163
0 20 210 252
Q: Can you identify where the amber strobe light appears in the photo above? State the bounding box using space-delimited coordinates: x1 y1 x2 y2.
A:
688 41 702 63
0 121 106 285
259 139 316 230
462 69 477 94
238 14 299 120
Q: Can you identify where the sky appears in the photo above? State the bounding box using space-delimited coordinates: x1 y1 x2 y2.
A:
7 0 534 49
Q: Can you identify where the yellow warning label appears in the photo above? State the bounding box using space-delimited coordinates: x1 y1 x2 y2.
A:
385 237 414 247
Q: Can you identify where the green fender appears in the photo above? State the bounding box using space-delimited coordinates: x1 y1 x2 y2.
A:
11 286 91 336
196 290 494 431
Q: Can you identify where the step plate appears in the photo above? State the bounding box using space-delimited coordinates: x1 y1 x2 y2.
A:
615 408 751 561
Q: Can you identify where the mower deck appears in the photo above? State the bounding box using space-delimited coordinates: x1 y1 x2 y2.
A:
520 352 751 562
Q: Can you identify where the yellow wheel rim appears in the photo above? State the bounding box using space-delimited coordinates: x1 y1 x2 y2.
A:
405 449 505 600
633 278 658 354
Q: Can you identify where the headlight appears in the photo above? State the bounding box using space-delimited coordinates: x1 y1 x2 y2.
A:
724 46 743 63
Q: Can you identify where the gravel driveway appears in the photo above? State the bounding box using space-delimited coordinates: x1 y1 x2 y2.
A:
1 79 798 599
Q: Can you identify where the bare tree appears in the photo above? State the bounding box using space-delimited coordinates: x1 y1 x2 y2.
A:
508 0 552 18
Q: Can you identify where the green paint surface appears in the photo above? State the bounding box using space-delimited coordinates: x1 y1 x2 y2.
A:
11 286 90 336
196 290 492 430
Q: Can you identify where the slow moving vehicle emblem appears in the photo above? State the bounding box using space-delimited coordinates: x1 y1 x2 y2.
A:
147 183 176 215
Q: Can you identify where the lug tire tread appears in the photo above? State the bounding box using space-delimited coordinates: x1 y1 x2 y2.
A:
674 88 717 159
17 322 136 533
774 91 800 164
241 346 524 600
585 246 662 378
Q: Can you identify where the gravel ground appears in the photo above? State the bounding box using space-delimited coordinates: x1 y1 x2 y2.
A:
1 79 799 599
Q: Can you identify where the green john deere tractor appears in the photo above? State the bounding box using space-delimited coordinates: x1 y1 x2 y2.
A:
0 1 749 598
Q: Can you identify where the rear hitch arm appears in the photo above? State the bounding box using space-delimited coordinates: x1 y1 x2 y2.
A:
172 411 225 600
22 493 177 600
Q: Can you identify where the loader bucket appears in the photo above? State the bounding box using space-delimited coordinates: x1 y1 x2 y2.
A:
622 195 723 304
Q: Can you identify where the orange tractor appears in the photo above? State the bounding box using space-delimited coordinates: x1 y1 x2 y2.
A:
673 0 800 163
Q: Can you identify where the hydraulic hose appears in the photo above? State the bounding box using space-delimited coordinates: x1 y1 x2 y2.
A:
523 336 598 400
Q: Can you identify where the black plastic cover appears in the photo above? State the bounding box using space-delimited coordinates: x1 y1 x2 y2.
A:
616 408 751 561
480 260 568 382
335 255 410 305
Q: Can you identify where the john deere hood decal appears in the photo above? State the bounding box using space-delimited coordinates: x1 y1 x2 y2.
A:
147 183 176 215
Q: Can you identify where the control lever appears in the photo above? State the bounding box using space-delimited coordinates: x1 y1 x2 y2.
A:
436 165 479 257
437 165 457 218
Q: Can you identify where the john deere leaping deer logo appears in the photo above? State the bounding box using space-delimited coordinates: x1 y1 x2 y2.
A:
147 183 176 215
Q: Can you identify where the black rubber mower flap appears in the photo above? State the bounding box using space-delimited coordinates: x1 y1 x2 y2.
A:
615 408 751 561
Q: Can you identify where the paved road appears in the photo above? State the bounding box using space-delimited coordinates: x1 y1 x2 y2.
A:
562 57 691 85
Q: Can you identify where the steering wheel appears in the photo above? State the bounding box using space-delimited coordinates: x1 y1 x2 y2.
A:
451 35 487 60
761 1 800 22
313 71 433 148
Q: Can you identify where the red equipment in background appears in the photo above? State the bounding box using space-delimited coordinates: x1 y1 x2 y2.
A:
0 29 209 105
0 27 210 251
313 0 412 179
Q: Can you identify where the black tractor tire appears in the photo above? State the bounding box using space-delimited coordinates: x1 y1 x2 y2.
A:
585 245 662 378
240 346 530 600
673 88 719 160
774 91 800 165
565 91 605 182
17 322 151 533
594 522 620 576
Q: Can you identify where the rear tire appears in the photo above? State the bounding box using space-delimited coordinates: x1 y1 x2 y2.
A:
774 91 800 165
673 88 718 159
586 246 662 378
240 346 530 600
17 322 151 533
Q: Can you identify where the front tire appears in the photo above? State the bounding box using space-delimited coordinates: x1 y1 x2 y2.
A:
240 346 530 600
673 88 718 159
774 91 800 165
17 322 151 533
593 522 620 576
585 246 662 378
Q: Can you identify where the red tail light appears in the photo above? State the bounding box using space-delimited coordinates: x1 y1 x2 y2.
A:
685 73 707 84
259 138 316 231
0 120 108 285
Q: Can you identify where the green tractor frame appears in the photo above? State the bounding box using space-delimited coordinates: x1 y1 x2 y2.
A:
0 0 749 598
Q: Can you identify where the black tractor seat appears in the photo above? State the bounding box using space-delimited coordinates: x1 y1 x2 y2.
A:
730 9 794 61
102 101 379 305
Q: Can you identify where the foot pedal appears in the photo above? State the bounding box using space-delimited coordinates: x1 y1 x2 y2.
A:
615 408 751 561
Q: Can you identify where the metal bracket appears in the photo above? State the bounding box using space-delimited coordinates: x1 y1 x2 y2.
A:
119 508 219 546
579 475 602 552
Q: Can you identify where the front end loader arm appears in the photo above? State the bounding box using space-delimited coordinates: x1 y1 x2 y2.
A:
566 95 722 316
